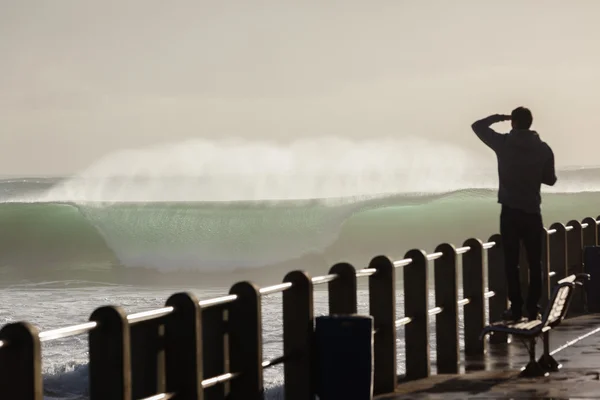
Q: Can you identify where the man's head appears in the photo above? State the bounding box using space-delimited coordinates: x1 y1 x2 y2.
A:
511 107 533 130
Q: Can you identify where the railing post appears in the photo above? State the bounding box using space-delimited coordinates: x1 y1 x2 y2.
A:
403 249 430 381
567 220 584 316
463 238 485 356
368 255 396 394
582 217 598 248
541 228 551 310
584 217 600 313
597 215 600 244
282 270 314 400
433 243 459 374
549 223 568 284
89 305 132 400
328 263 357 314
165 292 202 400
130 319 164 399
487 234 508 344
0 322 42 400
228 281 262 399
202 306 227 400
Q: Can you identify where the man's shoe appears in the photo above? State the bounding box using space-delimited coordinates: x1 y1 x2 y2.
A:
502 308 522 321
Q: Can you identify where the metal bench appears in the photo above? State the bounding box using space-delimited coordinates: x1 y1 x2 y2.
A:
480 273 591 377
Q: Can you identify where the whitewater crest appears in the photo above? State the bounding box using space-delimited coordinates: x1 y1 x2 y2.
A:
5 137 600 205
34 136 499 204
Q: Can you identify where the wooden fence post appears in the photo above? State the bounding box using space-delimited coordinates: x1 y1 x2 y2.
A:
433 243 459 374
403 249 430 381
165 292 202 400
463 238 485 356
368 255 396 394
89 305 131 400
566 220 584 316
0 322 42 400
328 263 357 315
282 270 314 400
582 217 598 248
596 215 600 244
228 282 262 399
487 234 508 344
540 228 551 310
583 217 599 313
202 305 227 400
549 223 568 285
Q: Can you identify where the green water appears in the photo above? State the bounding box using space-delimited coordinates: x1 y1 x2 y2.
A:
1 185 599 287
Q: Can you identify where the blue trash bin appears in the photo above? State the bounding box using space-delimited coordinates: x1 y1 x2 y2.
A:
314 314 374 400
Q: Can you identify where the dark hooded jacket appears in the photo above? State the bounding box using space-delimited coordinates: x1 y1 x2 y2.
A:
472 115 557 214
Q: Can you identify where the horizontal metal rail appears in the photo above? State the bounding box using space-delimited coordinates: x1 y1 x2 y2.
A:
355 268 377 278
582 223 589 229
566 226 574 232
201 372 239 389
428 307 443 316
37 294 240 344
311 274 338 285
395 317 412 327
455 246 470 255
549 271 556 278
39 321 98 342
426 252 443 261
259 282 292 296
547 228 557 235
457 298 470 307
394 243 496 269
199 294 238 308
25 236 505 346
396 290 495 327
127 307 173 325
139 393 174 400
262 354 288 369
393 258 413 268
482 241 496 249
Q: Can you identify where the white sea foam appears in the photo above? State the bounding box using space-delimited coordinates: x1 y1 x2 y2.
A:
25 136 600 205
35 136 498 203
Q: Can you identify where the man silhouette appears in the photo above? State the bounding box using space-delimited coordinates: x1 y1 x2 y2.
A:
472 107 557 321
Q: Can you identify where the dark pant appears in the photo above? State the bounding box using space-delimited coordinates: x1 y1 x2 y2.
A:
500 205 543 315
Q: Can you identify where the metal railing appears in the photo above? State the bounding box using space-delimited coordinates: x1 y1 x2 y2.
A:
0 216 598 400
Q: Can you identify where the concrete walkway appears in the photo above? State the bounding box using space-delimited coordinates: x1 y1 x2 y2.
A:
376 314 600 399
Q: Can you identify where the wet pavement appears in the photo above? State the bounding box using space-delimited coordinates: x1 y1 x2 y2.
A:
376 314 600 399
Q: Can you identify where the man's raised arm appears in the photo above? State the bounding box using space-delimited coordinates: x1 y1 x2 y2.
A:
471 114 511 151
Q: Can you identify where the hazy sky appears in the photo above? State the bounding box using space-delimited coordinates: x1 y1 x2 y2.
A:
1 0 600 175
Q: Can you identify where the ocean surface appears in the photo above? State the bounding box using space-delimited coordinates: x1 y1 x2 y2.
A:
2 160 600 399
